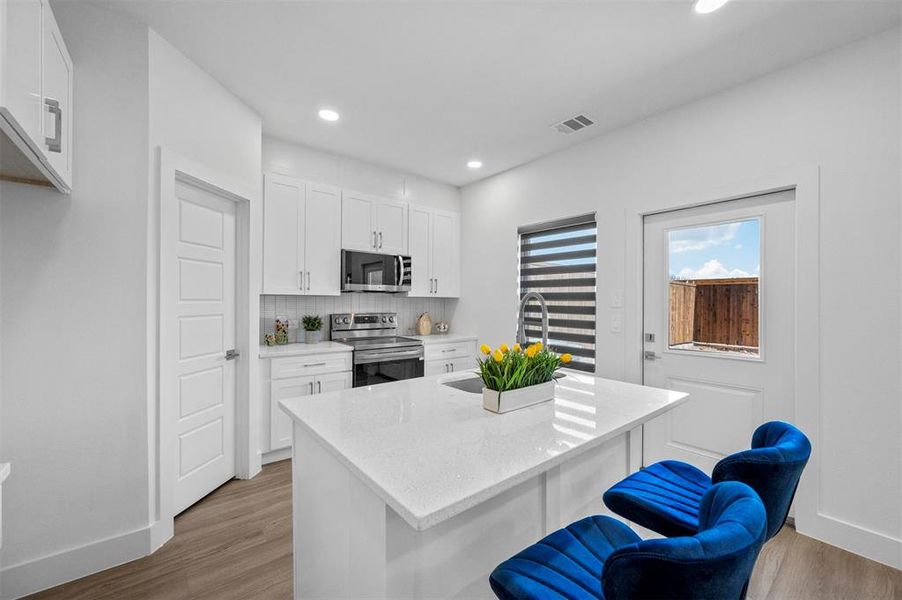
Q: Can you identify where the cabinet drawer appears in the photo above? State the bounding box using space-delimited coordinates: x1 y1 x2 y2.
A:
423 341 475 361
271 353 352 379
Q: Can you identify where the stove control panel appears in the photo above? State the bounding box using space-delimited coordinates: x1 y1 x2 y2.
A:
330 312 398 332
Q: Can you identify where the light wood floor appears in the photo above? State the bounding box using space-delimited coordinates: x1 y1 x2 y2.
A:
27 460 901 600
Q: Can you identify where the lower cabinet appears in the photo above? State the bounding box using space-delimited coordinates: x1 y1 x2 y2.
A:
262 353 353 455
423 339 477 376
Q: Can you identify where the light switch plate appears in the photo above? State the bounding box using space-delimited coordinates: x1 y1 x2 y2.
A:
610 290 623 308
610 314 623 333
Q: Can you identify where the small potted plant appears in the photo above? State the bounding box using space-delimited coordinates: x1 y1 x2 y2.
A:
302 315 323 344
477 342 572 413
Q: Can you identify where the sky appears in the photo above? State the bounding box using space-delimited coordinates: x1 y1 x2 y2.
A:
668 219 760 280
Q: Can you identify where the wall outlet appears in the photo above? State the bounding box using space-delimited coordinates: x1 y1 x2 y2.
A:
610 290 623 308
610 314 623 333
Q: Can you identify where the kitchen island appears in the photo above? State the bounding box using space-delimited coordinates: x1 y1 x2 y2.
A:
280 370 689 599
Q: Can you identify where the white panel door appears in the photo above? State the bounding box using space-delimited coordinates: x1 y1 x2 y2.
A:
376 199 408 255
315 371 353 395
408 205 433 297
432 210 460 298
642 190 795 474
173 180 237 515
40 2 73 186
270 376 314 451
342 192 376 252
263 175 303 294
448 356 476 374
1 0 43 151
304 183 341 295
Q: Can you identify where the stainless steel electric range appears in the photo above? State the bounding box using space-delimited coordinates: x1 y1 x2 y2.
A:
330 312 424 387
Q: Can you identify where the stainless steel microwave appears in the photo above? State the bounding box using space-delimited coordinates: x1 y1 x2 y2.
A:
341 250 411 293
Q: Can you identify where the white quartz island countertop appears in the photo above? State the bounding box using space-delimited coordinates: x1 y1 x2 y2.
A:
280 370 689 531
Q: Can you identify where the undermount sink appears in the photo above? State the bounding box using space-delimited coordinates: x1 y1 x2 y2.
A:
441 372 566 395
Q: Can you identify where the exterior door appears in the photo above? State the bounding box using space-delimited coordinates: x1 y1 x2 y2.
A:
642 190 795 473
263 174 302 294
375 199 408 255
432 210 459 298
408 205 433 297
304 183 341 295
172 180 237 514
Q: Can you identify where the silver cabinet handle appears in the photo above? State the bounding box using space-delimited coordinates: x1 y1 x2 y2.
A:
44 98 62 153
434 278 438 294
306 271 311 290
318 380 322 393
303 362 326 367
298 270 303 290
309 381 314 394
450 362 455 372
373 231 377 248
378 231 383 249
444 363 449 373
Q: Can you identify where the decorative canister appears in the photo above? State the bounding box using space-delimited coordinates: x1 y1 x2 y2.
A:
416 312 433 336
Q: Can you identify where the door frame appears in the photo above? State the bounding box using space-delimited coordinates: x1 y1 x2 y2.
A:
153 148 260 549
624 165 822 542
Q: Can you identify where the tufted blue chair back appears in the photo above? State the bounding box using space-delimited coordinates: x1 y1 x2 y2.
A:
601 481 767 600
713 420 811 540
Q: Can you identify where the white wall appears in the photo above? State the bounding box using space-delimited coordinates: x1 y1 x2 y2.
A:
263 136 460 212
0 4 151 598
146 30 263 541
458 30 901 566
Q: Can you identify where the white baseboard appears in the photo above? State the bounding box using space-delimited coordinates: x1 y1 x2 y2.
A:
799 512 902 570
261 447 291 465
0 525 152 600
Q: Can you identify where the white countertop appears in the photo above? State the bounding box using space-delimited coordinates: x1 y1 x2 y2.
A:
259 341 352 359
280 371 688 531
406 333 478 345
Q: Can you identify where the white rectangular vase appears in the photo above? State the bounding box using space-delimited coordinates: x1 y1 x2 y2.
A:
483 380 555 414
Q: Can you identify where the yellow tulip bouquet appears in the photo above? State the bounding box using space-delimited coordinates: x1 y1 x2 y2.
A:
477 341 572 393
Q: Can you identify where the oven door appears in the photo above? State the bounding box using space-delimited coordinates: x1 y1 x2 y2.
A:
353 347 424 387
341 250 411 293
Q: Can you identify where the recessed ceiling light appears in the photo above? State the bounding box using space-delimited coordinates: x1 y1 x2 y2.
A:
467 160 483 169
693 0 729 14
318 109 340 122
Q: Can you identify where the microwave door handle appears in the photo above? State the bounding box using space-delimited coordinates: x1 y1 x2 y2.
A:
396 255 402 286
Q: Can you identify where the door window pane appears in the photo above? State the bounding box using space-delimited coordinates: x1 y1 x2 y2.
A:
667 219 760 356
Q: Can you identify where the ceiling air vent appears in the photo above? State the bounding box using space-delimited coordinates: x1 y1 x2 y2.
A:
553 113 595 135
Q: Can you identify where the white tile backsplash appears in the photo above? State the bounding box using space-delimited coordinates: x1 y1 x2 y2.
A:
261 294 455 342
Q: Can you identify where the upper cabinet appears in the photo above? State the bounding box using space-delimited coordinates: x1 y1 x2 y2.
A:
263 173 341 296
408 205 460 298
0 0 73 192
341 191 408 255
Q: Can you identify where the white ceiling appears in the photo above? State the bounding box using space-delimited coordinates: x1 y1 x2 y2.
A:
91 1 900 186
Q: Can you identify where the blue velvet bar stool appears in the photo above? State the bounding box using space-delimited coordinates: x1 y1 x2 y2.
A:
489 481 767 600
603 421 811 542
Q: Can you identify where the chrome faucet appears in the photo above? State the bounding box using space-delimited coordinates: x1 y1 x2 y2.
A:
517 291 548 348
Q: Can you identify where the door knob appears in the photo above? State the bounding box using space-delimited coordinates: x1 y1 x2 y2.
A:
225 349 240 360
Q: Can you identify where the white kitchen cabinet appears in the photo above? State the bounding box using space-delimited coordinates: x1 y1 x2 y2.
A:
263 173 341 295
408 205 460 298
425 356 476 376
423 339 477 376
0 0 73 192
341 190 408 254
262 351 353 455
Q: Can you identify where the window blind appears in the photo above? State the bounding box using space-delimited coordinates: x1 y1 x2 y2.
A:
518 213 597 373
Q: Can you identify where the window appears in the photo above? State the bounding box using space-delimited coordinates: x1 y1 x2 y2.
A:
667 218 761 356
518 213 597 373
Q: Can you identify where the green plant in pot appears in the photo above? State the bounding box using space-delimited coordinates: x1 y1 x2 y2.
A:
302 315 323 344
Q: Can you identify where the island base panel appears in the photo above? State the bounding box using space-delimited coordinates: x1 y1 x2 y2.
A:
291 423 642 599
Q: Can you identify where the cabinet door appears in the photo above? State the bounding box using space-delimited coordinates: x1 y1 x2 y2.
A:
40 2 73 187
1 0 43 152
342 191 377 252
304 183 341 295
315 371 352 394
432 210 460 297
408 205 433 297
424 359 448 377
263 175 303 294
448 356 477 374
270 376 314 451
376 199 408 255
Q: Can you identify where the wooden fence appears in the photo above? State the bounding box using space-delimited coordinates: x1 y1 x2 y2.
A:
669 278 759 348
